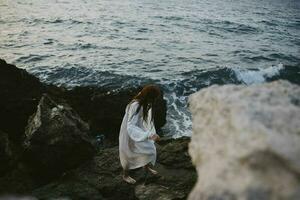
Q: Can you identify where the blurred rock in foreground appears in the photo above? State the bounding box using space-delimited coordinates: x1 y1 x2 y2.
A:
188 80 300 200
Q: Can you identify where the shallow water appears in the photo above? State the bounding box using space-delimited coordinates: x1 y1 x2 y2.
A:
1 0 300 137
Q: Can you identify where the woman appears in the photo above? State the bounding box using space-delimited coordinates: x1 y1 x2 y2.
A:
119 85 161 184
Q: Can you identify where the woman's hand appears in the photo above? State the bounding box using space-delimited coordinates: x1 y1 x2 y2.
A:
149 134 160 142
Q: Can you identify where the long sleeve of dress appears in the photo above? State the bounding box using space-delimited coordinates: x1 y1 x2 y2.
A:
127 102 152 142
147 108 157 136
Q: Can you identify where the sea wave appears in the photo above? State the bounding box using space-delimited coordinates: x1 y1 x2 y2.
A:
23 18 90 25
15 54 54 63
161 64 300 137
29 63 299 137
29 65 155 89
232 64 284 85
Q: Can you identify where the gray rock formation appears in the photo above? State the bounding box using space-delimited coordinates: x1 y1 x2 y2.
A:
24 94 96 179
188 80 300 200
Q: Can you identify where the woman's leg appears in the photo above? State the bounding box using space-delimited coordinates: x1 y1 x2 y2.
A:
123 169 129 177
143 163 158 175
122 169 136 184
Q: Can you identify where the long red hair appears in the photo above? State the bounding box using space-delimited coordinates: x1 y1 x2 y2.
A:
130 85 161 122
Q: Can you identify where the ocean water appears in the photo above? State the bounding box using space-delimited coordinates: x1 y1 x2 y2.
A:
1 0 300 137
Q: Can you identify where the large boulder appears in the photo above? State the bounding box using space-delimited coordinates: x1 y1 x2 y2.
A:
0 59 45 144
24 94 96 180
188 80 300 200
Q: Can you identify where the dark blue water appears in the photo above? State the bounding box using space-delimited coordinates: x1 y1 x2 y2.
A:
1 0 300 137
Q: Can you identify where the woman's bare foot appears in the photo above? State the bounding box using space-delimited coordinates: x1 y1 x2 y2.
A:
122 175 136 184
144 166 158 175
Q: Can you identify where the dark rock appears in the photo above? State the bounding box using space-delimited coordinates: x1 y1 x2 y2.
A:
152 137 197 198
157 136 194 169
0 59 167 147
0 59 169 198
24 94 96 181
135 184 186 200
0 59 45 144
0 130 13 175
32 137 197 200
153 92 167 132
32 181 105 200
0 162 36 195
32 147 137 200
0 196 37 200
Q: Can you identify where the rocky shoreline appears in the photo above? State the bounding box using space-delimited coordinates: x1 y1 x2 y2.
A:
2 59 299 200
0 59 196 199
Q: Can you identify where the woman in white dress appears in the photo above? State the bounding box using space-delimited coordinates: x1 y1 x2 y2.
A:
119 85 161 184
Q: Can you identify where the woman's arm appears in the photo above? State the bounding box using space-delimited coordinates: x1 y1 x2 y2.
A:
147 108 160 141
147 108 157 135
127 102 152 142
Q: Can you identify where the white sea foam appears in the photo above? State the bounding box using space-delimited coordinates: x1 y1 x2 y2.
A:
164 64 287 138
232 64 284 85
163 90 192 138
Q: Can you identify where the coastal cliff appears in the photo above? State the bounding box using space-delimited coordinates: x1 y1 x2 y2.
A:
188 80 300 200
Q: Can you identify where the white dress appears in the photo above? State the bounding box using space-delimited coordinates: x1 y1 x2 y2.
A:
119 100 157 170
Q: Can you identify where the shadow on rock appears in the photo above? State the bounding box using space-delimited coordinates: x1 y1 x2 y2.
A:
23 94 96 182
32 137 197 200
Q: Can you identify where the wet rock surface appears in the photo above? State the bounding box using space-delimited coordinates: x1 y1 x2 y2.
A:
188 80 300 200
